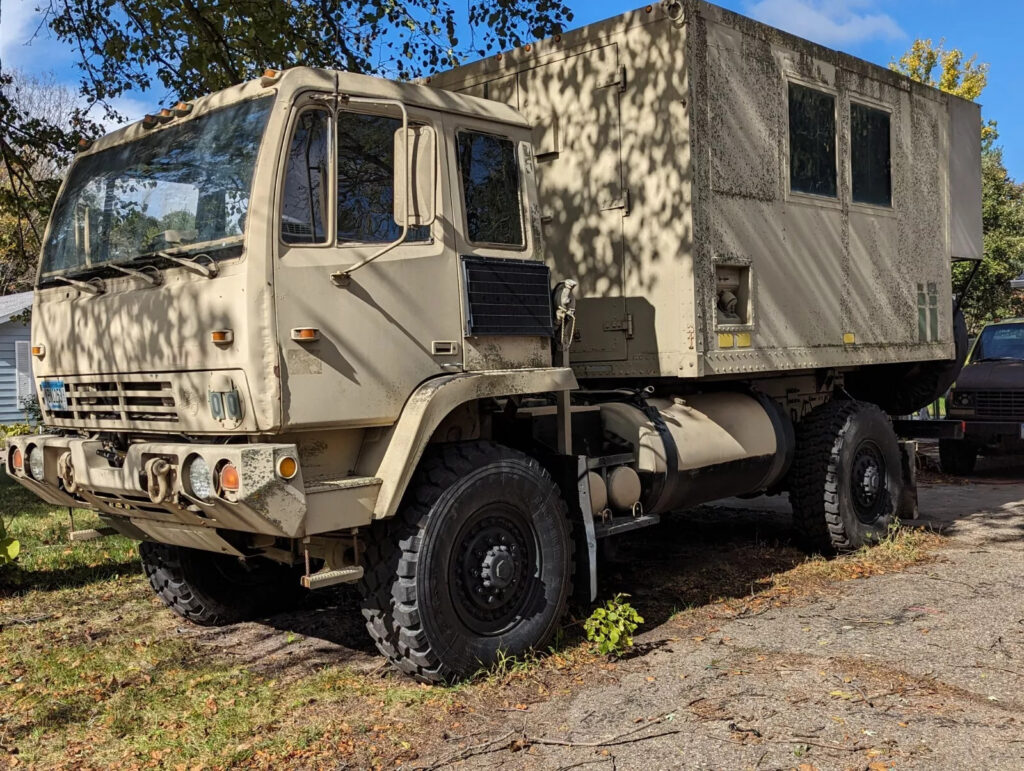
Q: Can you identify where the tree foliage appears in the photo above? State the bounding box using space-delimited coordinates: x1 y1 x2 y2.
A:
894 39 1024 330
44 0 574 105
0 71 99 293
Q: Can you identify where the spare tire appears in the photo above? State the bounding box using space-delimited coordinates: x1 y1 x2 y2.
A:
846 304 968 416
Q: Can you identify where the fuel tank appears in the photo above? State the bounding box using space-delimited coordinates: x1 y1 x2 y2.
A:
600 392 794 514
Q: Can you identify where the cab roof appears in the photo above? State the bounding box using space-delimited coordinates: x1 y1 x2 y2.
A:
78 66 529 158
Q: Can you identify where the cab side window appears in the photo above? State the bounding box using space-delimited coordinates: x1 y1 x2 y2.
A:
788 83 837 198
337 112 429 243
456 131 524 247
281 108 330 244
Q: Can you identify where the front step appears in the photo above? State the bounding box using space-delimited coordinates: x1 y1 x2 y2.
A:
304 476 382 495
301 566 365 590
594 513 661 539
69 527 119 542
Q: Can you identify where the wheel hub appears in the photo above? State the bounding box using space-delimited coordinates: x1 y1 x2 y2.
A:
851 441 887 523
451 508 538 635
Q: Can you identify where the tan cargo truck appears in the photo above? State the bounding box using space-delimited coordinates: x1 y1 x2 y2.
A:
7 0 981 682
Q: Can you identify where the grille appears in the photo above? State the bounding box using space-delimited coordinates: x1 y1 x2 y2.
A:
43 377 179 426
462 256 553 337
973 390 1024 418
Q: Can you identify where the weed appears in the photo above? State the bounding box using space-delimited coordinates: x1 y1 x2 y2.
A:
584 593 644 656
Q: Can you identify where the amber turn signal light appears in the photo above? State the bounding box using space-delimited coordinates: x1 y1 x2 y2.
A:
31 344 45 357
290 327 320 342
277 456 298 480
210 329 234 344
219 462 240 493
10 448 23 472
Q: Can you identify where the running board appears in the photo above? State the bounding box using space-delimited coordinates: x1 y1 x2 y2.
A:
594 513 661 538
301 566 364 590
70 527 119 542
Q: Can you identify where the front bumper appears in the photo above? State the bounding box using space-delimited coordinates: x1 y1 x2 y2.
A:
4 435 372 547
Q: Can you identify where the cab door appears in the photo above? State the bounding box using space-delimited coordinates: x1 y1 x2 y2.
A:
273 96 462 428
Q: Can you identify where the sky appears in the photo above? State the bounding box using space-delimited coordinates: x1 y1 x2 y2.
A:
1 0 1022 178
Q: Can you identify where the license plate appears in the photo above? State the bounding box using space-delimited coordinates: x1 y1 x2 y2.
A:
40 380 68 411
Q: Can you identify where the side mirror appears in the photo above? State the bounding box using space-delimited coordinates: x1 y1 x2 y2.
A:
393 125 437 228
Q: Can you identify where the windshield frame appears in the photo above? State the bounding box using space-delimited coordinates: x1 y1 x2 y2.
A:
37 94 274 285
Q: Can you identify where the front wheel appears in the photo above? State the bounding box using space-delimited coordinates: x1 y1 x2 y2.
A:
789 400 903 553
140 542 305 626
358 441 574 683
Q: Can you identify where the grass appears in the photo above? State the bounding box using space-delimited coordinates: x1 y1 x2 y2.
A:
0 472 944 769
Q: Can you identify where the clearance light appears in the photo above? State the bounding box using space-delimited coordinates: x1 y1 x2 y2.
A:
291 327 320 342
260 68 283 87
77 138 93 152
10 447 23 472
210 329 234 344
142 113 159 128
277 456 298 480
219 462 240 493
172 101 193 117
31 344 45 358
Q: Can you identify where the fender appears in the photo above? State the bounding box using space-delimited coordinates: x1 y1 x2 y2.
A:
369 367 577 519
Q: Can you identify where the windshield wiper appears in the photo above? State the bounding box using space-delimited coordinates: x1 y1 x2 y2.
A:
108 263 162 286
50 275 106 295
975 356 1021 362
155 251 219 278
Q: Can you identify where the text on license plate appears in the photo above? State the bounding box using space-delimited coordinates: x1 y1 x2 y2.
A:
40 380 68 411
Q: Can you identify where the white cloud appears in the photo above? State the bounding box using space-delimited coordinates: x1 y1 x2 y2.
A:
744 0 904 47
0 0 44 65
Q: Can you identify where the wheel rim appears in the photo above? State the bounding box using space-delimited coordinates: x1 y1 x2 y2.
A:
850 439 887 524
449 503 540 636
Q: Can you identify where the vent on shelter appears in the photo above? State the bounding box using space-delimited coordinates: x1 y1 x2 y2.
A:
462 256 553 337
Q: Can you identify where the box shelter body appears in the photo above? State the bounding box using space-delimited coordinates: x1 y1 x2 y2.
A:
428 0 982 386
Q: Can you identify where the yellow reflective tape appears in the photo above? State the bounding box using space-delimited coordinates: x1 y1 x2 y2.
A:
843 332 856 344
718 333 735 349
735 332 751 348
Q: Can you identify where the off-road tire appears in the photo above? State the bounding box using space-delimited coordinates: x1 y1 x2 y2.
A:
358 441 574 683
789 400 903 553
140 542 305 626
939 438 978 476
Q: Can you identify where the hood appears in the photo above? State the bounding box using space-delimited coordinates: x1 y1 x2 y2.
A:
955 358 1024 391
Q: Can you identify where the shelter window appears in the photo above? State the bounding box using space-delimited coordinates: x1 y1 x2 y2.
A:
281 108 330 244
337 112 429 244
851 103 892 206
456 131 524 247
788 83 837 198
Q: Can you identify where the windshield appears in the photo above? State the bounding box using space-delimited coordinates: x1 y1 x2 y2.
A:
41 96 273 278
971 323 1024 362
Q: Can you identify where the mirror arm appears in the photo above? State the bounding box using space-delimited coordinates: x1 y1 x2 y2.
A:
332 95 411 288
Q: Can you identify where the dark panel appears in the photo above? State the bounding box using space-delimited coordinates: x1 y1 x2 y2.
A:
462 256 553 337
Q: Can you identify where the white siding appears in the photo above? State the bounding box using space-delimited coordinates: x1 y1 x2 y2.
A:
0 320 33 423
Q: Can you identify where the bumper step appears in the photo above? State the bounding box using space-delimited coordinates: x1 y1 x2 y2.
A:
69 527 119 542
301 566 365 590
304 476 382 495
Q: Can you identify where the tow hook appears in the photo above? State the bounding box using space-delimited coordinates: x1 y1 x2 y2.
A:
144 457 173 504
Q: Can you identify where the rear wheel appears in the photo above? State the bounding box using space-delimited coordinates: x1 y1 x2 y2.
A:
140 542 305 626
358 441 573 683
939 438 978 476
789 400 903 552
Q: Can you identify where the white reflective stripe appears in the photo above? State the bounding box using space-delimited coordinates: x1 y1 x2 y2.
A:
14 340 32 402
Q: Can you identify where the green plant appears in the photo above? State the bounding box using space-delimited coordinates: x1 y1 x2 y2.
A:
0 517 19 565
584 593 644 656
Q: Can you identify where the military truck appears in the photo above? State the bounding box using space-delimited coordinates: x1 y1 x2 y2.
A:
7 0 981 682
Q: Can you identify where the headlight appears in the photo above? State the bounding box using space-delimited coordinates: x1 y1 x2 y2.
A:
27 446 44 480
953 391 974 407
184 455 213 500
